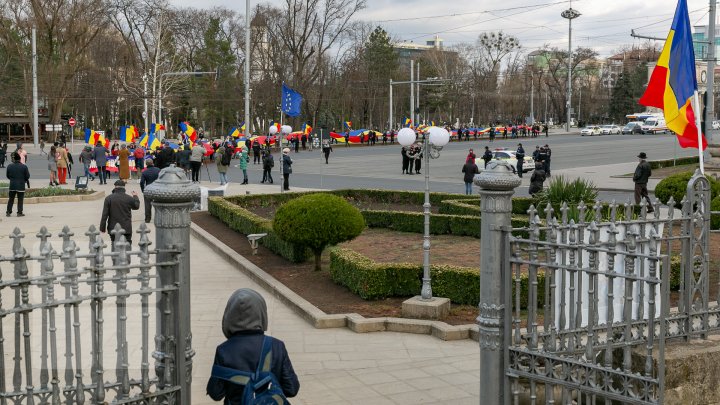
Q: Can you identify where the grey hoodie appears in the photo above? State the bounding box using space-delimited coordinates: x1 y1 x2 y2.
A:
221 289 268 338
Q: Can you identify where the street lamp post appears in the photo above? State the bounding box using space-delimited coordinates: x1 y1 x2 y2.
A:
397 126 450 302
561 5 580 132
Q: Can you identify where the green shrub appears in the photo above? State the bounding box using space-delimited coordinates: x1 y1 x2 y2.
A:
712 196 720 230
24 187 92 198
648 156 698 170
208 197 310 262
668 255 681 291
273 193 365 270
655 171 720 208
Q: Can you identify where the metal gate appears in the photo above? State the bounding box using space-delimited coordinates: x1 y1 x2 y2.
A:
502 170 712 404
0 166 199 404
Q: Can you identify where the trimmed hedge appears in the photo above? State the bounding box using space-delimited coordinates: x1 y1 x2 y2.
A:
328 247 546 308
712 195 720 230
649 156 698 170
655 171 720 209
208 197 311 262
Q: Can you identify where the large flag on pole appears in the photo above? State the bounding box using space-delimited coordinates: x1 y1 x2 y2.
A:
639 0 707 151
281 83 303 117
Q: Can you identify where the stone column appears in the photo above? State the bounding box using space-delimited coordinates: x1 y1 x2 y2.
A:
145 165 200 404
707 135 720 181
474 161 521 404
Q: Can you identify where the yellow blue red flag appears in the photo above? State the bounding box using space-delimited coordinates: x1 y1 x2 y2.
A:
640 0 706 150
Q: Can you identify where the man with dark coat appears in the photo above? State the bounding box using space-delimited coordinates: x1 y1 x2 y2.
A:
100 180 140 247
516 143 526 178
252 140 262 164
140 160 161 223
401 146 410 174
529 162 546 196
282 148 293 191
481 146 493 168
6 152 30 217
633 152 654 213
156 142 175 169
93 141 109 184
261 150 274 183
543 144 552 176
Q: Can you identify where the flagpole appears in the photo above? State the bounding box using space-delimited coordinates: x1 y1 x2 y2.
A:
693 91 706 174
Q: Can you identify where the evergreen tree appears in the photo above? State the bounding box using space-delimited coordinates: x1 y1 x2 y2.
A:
608 64 648 122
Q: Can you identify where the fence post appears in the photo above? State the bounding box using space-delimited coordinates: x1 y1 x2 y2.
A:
474 161 521 404
145 164 200 404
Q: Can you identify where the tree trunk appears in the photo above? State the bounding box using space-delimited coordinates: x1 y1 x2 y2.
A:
314 251 322 271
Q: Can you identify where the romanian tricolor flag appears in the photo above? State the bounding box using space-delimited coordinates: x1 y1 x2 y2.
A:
344 121 352 129
403 118 412 128
149 123 165 135
640 0 707 150
139 133 149 148
271 121 281 133
84 129 109 148
179 121 198 142
119 125 138 143
303 123 313 135
229 127 241 138
148 134 162 150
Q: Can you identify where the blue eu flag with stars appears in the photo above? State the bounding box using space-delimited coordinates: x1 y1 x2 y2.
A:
281 83 303 117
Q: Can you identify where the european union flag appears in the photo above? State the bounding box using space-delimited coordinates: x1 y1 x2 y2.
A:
281 83 303 117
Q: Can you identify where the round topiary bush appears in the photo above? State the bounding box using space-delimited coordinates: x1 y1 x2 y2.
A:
273 193 366 270
654 171 720 209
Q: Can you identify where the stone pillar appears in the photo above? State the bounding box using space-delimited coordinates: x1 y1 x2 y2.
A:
474 161 521 404
707 135 720 181
145 165 200 404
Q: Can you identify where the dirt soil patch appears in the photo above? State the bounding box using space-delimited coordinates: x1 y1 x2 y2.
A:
191 212 479 325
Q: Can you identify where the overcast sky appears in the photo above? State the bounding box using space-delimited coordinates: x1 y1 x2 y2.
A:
168 0 713 57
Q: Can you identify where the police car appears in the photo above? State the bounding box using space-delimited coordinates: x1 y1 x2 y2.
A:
476 149 535 173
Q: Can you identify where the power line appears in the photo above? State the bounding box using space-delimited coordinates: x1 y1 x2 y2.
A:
373 0 578 23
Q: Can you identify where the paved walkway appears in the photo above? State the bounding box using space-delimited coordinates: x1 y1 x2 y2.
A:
0 182 480 405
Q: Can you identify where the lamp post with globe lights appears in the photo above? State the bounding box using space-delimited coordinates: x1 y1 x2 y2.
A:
561 4 580 132
397 126 450 302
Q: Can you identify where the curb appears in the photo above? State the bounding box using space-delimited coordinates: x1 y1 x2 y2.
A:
0 190 105 204
190 223 479 342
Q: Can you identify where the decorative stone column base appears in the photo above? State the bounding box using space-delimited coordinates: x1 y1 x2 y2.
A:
401 296 451 320
706 142 720 181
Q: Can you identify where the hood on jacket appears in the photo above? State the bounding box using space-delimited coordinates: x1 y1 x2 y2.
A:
222 288 268 338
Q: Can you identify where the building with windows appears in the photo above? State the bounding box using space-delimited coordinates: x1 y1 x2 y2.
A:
693 23 720 61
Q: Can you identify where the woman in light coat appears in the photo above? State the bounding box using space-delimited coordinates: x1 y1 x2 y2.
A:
215 145 229 185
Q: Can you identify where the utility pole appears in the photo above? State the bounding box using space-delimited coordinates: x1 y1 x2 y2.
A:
562 3 581 132
244 0 251 136
706 0 720 175
389 79 393 130
417 62 421 125
143 74 149 137
530 71 535 123
410 60 415 128
32 28 39 147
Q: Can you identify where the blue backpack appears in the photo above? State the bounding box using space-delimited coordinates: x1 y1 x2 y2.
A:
211 337 289 405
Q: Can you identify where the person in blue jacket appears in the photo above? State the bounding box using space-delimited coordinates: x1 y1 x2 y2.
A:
207 288 300 404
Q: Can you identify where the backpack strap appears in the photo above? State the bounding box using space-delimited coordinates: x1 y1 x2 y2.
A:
211 364 253 386
256 336 273 374
211 336 273 387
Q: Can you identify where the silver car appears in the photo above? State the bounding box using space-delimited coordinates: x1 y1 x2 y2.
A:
580 126 601 136
600 125 621 135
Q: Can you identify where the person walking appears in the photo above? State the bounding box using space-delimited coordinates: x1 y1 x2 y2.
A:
462 158 479 195
633 152 654 213
99 180 140 248
516 143 526 178
413 143 422 174
322 139 332 164
118 144 130 182
133 146 145 179
466 148 476 164
14 142 27 164
0 140 7 168
261 150 274 183
56 143 69 184
80 146 95 181
282 148 292 191
215 143 229 185
190 143 205 183
157 142 175 170
481 146 493 168
176 145 191 178
48 145 59 186
206 288 300 404
401 146 410 174
543 144 552 176
140 160 160 223
252 140 262 164
528 162 546 196
238 146 249 184
6 152 30 217
93 141 109 184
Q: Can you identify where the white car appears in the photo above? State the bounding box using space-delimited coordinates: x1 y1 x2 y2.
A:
476 149 535 173
600 124 621 135
580 126 601 136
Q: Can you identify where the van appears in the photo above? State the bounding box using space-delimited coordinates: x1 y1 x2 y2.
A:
641 117 667 134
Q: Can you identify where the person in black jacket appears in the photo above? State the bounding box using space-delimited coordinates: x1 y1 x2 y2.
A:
516 143 526 178
6 152 30 217
322 139 332 164
100 180 140 247
401 146 409 174
252 140 262 164
140 160 161 223
481 146 493 168
543 144 552 176
529 162 546 196
207 288 299 403
261 151 274 183
282 148 292 191
461 158 479 195
633 152 654 213
157 142 175 169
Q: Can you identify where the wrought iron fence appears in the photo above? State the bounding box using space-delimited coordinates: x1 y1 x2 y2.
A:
0 223 182 404
501 172 712 404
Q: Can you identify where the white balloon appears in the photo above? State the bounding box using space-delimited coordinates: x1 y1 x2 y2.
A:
428 126 450 147
397 127 417 146
281 125 292 134
268 126 278 135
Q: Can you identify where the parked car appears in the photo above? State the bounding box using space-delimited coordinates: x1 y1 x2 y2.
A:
600 125 621 135
622 122 644 134
580 126 601 136
476 149 535 173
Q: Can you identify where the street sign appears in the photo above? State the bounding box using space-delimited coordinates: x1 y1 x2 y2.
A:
45 124 62 131
68 117 76 127
142 111 147 119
